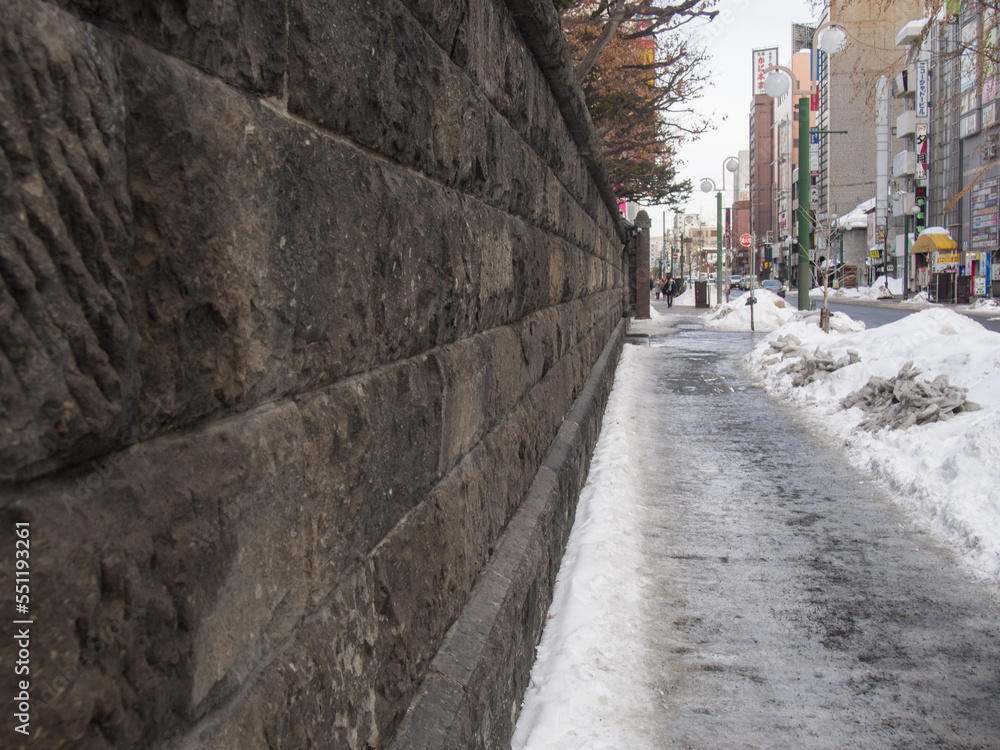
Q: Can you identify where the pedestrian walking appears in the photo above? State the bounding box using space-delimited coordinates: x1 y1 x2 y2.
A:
663 275 678 307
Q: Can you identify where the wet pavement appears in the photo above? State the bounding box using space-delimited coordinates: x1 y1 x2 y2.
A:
632 312 1000 748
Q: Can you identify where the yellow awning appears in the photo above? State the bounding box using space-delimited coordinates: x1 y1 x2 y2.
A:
910 232 957 253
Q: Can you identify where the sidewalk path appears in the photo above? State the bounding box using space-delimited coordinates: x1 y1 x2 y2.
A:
512 313 1000 749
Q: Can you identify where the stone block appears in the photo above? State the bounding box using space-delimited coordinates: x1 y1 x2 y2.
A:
433 339 489 474
287 0 461 181
180 561 385 750
57 0 287 95
0 0 138 483
477 326 531 428
0 407 307 745
294 357 445 600
287 0 585 236
370 480 472 735
399 0 467 59
118 39 520 435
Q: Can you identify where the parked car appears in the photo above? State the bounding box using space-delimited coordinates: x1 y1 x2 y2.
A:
741 275 758 290
760 279 786 297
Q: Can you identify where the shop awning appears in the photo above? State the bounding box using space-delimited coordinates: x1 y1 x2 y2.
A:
910 231 957 254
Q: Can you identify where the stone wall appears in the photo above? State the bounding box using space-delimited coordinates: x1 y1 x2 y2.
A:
0 0 627 748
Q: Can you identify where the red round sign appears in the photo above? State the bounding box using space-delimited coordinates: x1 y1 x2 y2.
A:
739 233 752 247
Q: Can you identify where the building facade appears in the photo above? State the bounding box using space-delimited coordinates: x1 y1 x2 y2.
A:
815 0 921 284
893 0 999 299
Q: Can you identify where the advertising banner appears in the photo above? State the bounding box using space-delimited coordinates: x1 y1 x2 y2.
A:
916 60 929 117
915 124 929 182
971 179 999 252
753 48 778 96
935 251 960 272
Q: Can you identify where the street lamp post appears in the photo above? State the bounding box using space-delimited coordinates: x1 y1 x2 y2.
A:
700 157 739 305
762 22 846 312
762 67 812 311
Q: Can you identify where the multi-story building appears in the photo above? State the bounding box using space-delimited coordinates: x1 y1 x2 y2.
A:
772 51 814 282
750 47 777 256
671 213 717 279
749 2 922 288
814 0 921 284
893 1 999 300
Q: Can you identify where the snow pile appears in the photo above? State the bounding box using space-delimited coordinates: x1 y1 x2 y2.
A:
814 286 864 299
672 287 697 306
509 344 664 750
708 300 865 336
809 276 903 300
673 284 718 307
747 307 1000 580
900 290 931 305
840 360 979 431
703 288 794 331
970 297 1000 311
761 334 861 386
869 282 896 299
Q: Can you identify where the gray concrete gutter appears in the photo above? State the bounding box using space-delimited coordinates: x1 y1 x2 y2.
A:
389 319 626 750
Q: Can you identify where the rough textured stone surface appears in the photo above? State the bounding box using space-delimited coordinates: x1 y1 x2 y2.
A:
0 0 138 483
390 322 625 749
55 0 287 96
0 0 626 747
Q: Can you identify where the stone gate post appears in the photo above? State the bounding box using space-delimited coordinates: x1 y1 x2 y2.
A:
635 210 651 319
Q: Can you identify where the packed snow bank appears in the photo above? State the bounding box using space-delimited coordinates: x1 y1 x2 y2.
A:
747 307 1000 581
509 343 661 750
704 289 865 334
811 278 896 300
673 284 719 307
704 289 794 331
970 297 1000 311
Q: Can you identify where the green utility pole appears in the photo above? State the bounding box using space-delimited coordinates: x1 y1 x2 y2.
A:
716 191 723 305
797 96 811 311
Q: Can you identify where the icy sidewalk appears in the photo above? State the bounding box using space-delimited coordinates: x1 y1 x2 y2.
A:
511 311 1000 749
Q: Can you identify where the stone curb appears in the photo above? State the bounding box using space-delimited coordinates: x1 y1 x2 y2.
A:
388 319 626 749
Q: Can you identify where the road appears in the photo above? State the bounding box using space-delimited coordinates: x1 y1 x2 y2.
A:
626 316 1000 747
728 287 1000 332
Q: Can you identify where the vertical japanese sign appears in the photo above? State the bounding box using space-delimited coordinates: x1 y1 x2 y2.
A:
970 178 998 253
753 48 778 96
916 60 929 117
915 123 928 182
961 20 978 92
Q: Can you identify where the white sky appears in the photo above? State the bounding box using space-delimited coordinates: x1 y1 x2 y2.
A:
511 290 1000 747
645 0 819 232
